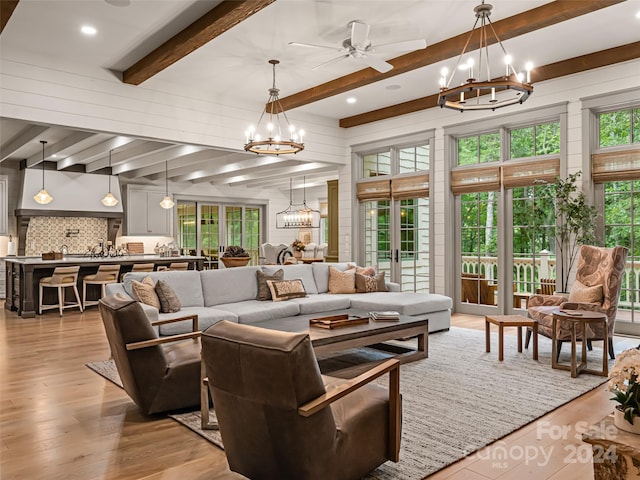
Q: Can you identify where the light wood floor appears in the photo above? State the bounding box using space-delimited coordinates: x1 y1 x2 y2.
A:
1 307 637 480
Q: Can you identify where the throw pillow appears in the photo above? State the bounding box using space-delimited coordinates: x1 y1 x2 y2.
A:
568 280 604 304
267 279 307 302
256 269 284 301
155 279 182 313
355 265 377 276
131 276 161 310
355 271 387 293
328 266 356 294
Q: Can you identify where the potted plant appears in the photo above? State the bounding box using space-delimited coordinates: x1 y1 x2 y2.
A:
291 239 306 259
609 347 640 433
220 245 251 268
553 171 599 293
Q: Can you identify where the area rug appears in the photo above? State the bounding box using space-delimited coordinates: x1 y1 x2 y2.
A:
86 327 611 479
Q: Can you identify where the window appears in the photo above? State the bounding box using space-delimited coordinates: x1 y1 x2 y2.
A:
510 121 560 158
599 107 640 147
363 151 391 177
399 145 429 173
457 132 500 165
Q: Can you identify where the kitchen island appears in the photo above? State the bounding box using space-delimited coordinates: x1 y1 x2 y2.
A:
5 255 205 317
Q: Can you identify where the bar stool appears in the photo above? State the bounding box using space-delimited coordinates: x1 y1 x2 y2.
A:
82 264 121 308
39 266 83 316
168 262 189 271
120 263 155 281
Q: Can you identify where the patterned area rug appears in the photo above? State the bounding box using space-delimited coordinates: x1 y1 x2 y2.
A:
86 327 610 479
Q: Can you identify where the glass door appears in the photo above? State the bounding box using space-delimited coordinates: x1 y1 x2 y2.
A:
201 204 221 269
395 197 430 293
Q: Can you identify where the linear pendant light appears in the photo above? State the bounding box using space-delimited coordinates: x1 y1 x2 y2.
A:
101 149 119 207
33 140 53 205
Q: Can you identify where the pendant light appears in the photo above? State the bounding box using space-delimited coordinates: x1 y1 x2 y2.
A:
159 160 175 209
33 140 53 205
101 149 119 207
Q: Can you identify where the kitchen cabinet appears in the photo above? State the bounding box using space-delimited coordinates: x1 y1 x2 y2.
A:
0 259 5 299
0 176 7 235
124 186 171 236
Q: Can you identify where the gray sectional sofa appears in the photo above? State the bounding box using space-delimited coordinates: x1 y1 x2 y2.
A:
105 262 452 335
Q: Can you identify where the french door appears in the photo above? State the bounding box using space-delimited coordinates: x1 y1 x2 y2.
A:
362 196 429 292
176 202 263 268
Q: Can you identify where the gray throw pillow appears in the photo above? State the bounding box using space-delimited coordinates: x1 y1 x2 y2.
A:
155 279 182 313
256 269 284 301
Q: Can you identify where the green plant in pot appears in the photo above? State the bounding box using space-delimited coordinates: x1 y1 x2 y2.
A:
221 245 250 267
609 347 640 432
553 171 599 293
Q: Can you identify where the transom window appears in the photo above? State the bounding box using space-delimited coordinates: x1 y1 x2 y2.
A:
599 107 640 147
363 151 391 177
457 132 500 166
509 121 560 158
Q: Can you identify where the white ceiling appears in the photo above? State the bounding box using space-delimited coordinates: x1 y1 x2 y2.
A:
1 0 639 189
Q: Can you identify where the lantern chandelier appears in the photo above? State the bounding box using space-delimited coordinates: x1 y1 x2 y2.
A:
437 1 533 112
244 59 305 155
276 177 320 229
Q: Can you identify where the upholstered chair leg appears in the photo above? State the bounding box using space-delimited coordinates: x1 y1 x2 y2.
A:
556 341 562 362
525 328 532 349
609 338 615 360
586 339 593 351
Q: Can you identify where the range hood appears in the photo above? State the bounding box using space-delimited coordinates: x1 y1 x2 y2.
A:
15 169 123 255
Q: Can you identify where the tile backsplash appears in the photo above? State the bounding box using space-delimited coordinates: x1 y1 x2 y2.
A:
25 217 108 255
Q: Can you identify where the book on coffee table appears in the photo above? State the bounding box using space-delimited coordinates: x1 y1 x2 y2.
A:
369 311 400 322
309 314 369 329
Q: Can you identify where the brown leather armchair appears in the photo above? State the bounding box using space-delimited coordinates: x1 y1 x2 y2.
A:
98 294 202 415
526 245 628 359
201 320 401 480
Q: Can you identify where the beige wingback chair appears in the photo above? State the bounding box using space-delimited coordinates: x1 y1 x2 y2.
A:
527 245 628 359
201 320 401 480
98 294 202 415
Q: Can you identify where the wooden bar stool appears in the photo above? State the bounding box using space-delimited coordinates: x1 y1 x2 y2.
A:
120 263 155 281
168 262 188 271
82 264 121 308
39 266 83 316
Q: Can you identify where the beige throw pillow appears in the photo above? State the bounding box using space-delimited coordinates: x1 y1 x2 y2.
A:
355 265 377 276
131 276 161 310
568 280 604 304
355 271 387 293
267 279 307 302
328 266 356 294
256 269 284 301
155 279 182 313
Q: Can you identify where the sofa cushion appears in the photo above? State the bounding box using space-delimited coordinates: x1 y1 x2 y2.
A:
130 276 161 310
200 266 261 306
257 269 284 301
267 279 307 302
349 292 453 316
155 279 182 313
355 272 387 293
262 264 318 294
124 271 204 308
312 262 356 293
215 300 300 324
157 307 239 336
568 280 603 304
291 295 352 314
329 266 356 294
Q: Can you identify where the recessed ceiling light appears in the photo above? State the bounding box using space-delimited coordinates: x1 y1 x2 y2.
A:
386 84 401 91
346 97 357 104
636 10 640 19
81 25 97 35
51 154 57 158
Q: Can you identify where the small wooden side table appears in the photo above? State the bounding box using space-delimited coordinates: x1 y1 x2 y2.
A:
551 309 608 378
582 413 640 480
485 314 538 362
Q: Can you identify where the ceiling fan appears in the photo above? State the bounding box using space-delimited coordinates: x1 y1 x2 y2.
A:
289 20 426 73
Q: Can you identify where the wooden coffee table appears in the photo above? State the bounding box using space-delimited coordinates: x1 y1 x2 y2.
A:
256 310 429 364
485 314 538 361
551 309 608 378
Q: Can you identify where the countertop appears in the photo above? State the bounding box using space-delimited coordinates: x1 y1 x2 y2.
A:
4 254 204 265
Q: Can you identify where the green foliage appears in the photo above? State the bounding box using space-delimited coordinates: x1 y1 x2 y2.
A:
611 379 640 425
222 245 248 257
554 171 600 292
510 121 560 159
458 132 500 165
599 108 640 147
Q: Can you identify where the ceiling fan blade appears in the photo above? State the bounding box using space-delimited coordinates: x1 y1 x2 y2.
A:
373 38 427 54
349 20 370 50
288 41 340 52
311 54 349 71
360 55 393 73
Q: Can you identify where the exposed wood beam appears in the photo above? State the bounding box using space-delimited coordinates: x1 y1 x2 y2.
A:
122 0 275 85
85 141 175 172
226 163 336 186
191 159 304 184
171 154 287 182
25 131 96 168
57 137 135 169
274 0 624 113
123 147 210 177
340 40 640 128
0 0 19 34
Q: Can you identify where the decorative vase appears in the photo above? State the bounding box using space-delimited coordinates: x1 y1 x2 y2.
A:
220 256 251 268
614 407 640 434
293 251 302 259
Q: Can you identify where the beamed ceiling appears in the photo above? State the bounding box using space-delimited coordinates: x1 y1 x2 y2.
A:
1 0 638 190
